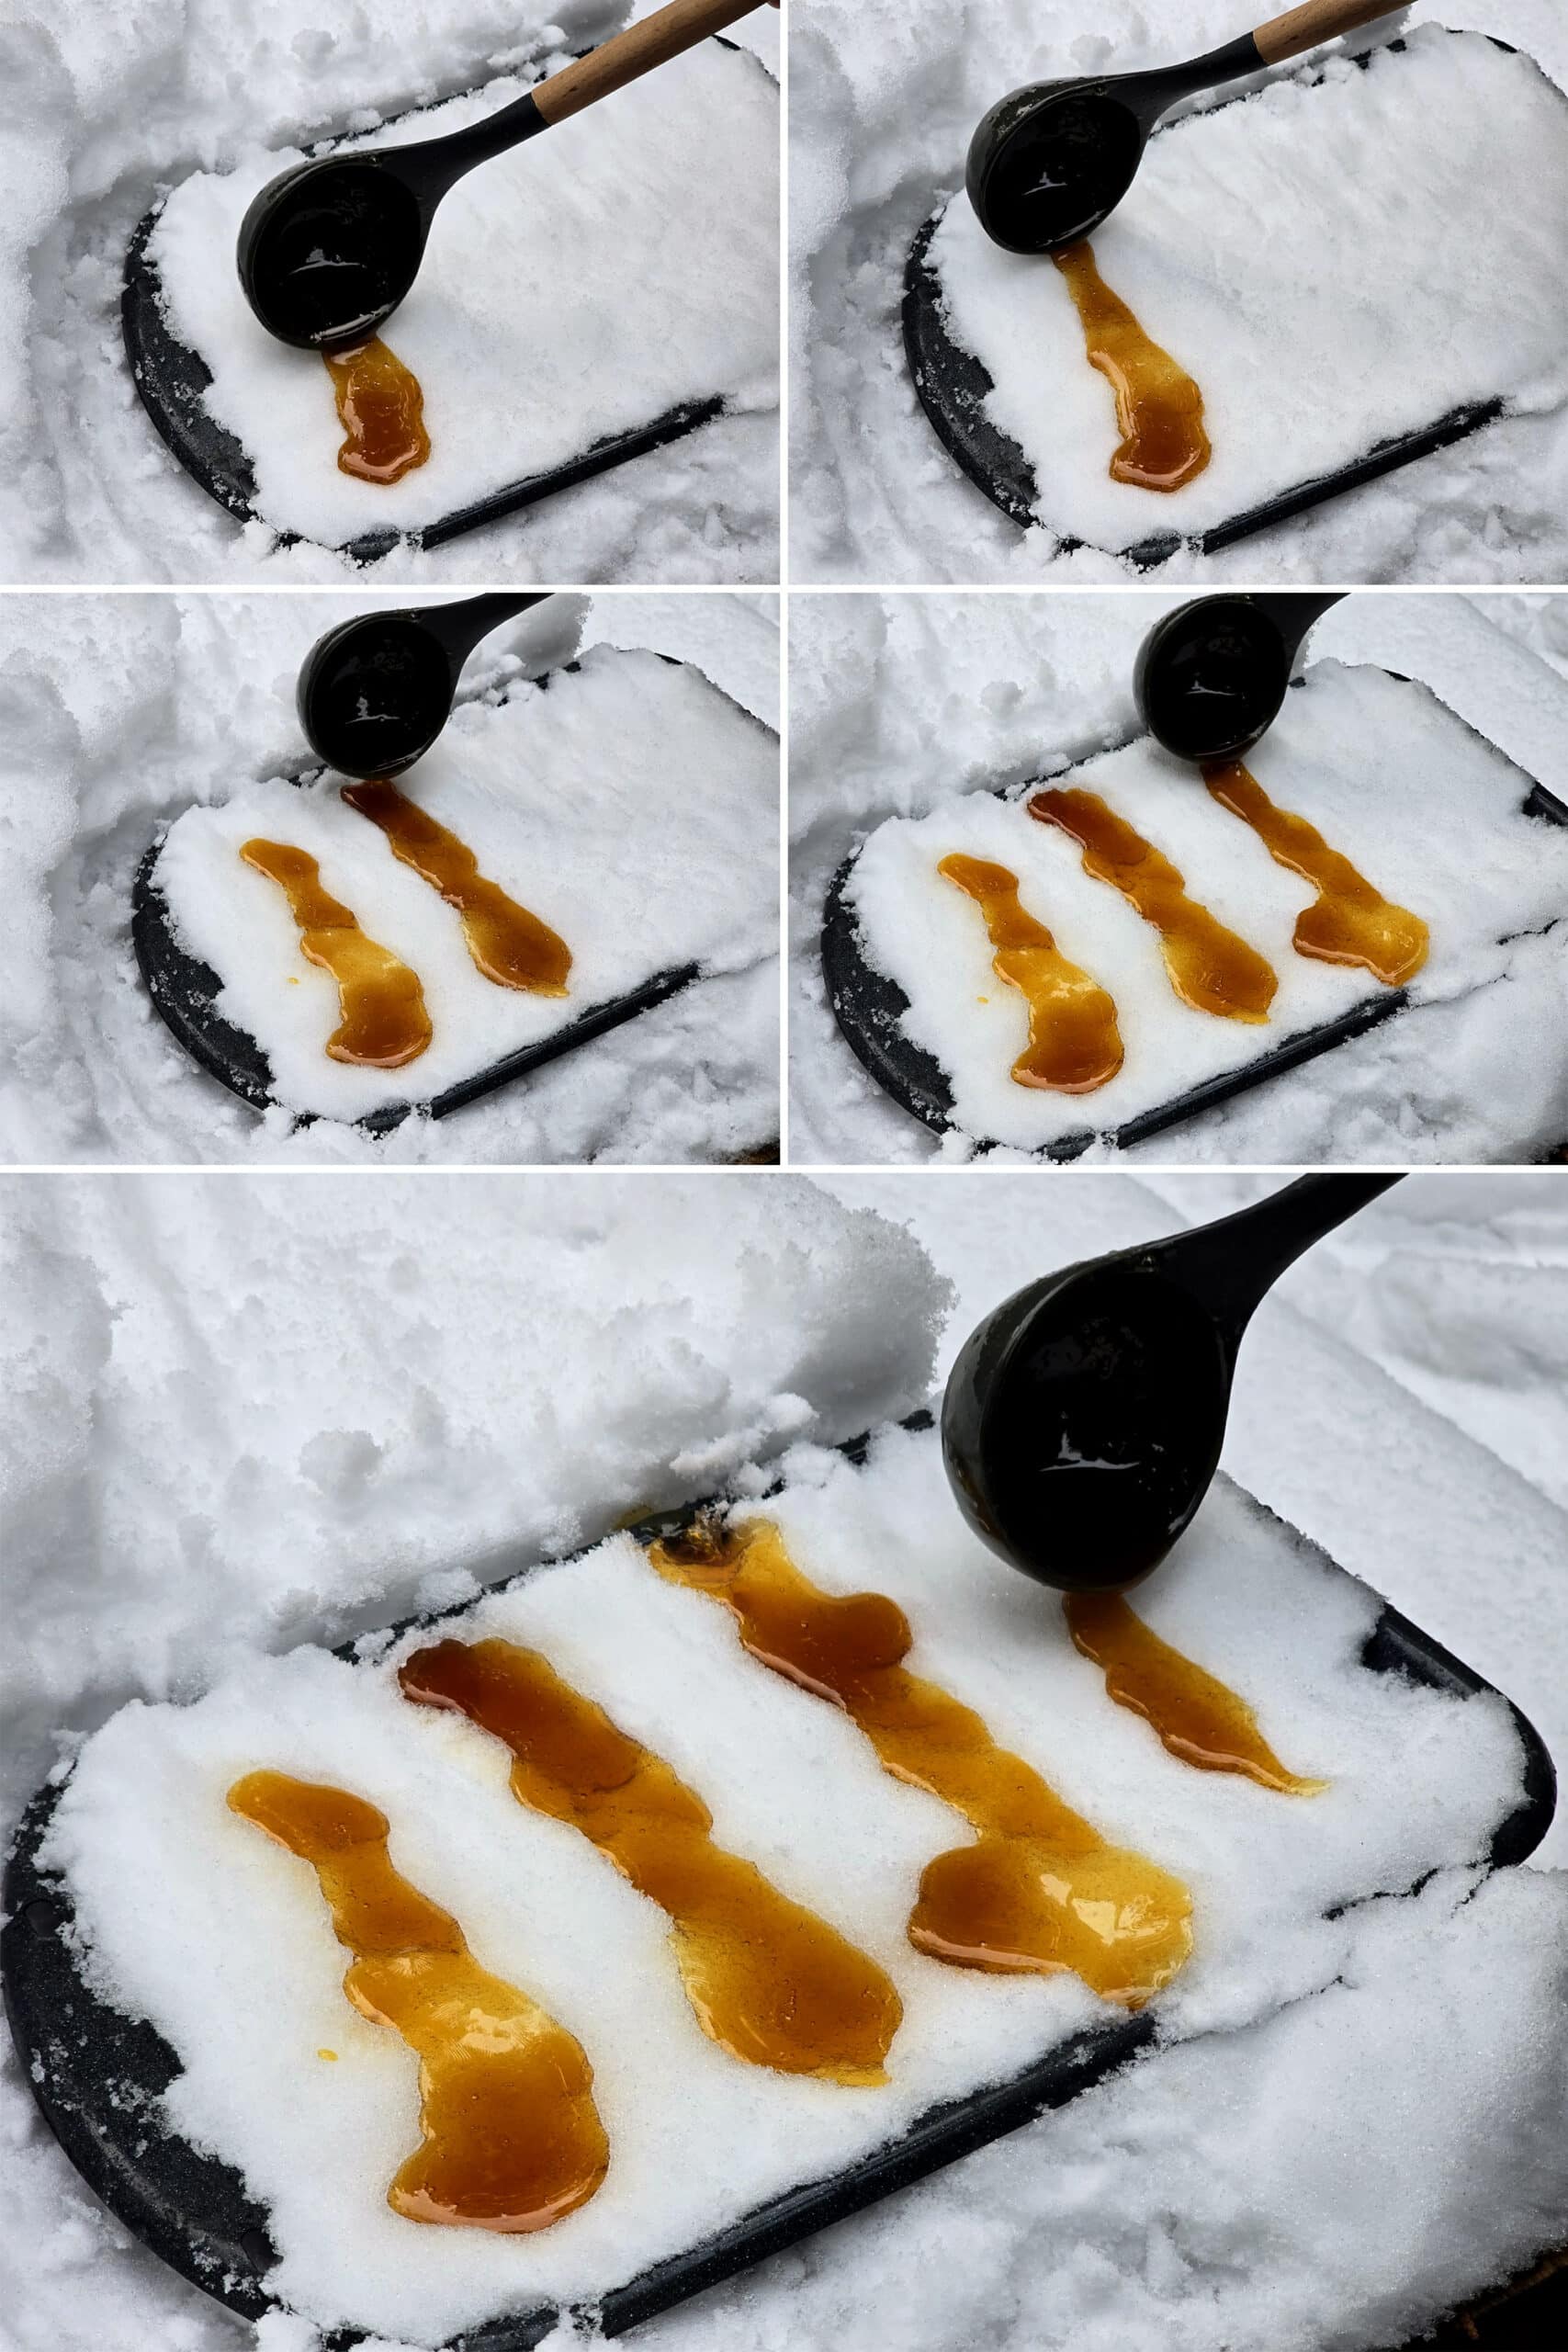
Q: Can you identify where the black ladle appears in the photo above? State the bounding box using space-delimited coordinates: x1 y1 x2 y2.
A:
297 592 551 779
238 0 760 349
1134 593 1346 763
942 1172 1402 1592
967 0 1399 254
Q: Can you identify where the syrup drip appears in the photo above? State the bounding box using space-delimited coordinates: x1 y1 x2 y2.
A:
227 1770 608 2232
1202 758 1429 986
323 338 431 485
1028 788 1278 1023
240 838 433 1067
343 781 571 995
398 1638 902 2085
1052 243 1211 492
1064 1595 1327 1795
649 1519 1192 2007
938 852 1123 1093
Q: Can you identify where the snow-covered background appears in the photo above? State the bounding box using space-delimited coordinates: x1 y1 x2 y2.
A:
3 1165 1565 2352
790 0 1568 583
0 4 780 586
0 589 781 1165
790 589 1568 1164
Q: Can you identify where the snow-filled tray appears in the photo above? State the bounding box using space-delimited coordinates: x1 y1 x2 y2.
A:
135 647 778 1130
127 39 778 558
3 1416 1553 2349
908 29 1568 560
825 660 1568 1157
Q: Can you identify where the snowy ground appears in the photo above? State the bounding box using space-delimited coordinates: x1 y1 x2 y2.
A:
3 1166 1565 2352
0 4 781 586
790 0 1568 584
789 589 1568 1164
0 589 782 1165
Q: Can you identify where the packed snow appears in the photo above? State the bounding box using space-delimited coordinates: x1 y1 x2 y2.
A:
791 0 1568 583
791 591 1568 1163
926 30 1568 556
155 649 777 1122
40 1429 1527 2342
2 1170 1565 2352
0 589 782 1164
149 40 778 553
0 4 781 585
842 659 1568 1153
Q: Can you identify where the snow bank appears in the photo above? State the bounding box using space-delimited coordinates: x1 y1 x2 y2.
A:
0 3 780 584
0 589 782 1164
790 0 1568 583
41 1424 1526 2341
790 593 1568 1163
843 661 1568 1152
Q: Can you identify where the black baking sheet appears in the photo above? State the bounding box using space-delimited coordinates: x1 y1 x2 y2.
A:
132 651 773 1136
122 41 767 564
2 1418 1556 2349
901 35 1548 564
821 669 1568 1159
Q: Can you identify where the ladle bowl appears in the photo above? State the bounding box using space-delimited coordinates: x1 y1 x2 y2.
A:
238 158 431 352
1134 593 1345 763
296 593 551 779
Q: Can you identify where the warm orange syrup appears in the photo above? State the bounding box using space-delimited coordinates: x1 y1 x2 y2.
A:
1052 243 1211 492
240 838 433 1067
1064 1595 1326 1795
649 1519 1192 2007
398 1639 902 2085
323 338 431 485
227 1770 608 2232
1202 758 1429 985
938 852 1123 1092
342 781 571 995
1028 787 1278 1023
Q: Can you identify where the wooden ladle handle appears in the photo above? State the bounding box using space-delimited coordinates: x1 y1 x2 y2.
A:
1254 0 1401 67
533 0 761 128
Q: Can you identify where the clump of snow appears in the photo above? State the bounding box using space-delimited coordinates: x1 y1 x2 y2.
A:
40 1422 1527 2342
790 592 1568 1163
790 0 1568 582
150 40 777 554
0 3 780 584
843 660 1568 1152
155 648 776 1122
0 589 782 1164
929 30 1568 555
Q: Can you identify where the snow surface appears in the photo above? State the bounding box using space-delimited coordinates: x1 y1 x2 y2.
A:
791 591 1568 1164
0 589 782 1164
40 1429 1527 2343
790 0 1568 583
927 30 1568 556
842 659 1568 1153
0 4 781 585
2 1170 1565 2352
156 648 777 1121
149 40 778 553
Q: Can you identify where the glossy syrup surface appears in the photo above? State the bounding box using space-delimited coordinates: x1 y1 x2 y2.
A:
1203 758 1430 986
323 337 431 485
939 852 1123 1093
344 781 571 995
649 1519 1192 2007
1028 787 1278 1023
1064 1595 1327 1795
398 1639 901 2085
226 1770 608 2232
1052 243 1211 492
240 838 433 1067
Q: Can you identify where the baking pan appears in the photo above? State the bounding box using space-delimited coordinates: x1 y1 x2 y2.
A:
901 36 1539 564
132 653 773 1136
821 672 1568 1157
122 41 765 564
3 1417 1556 2348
